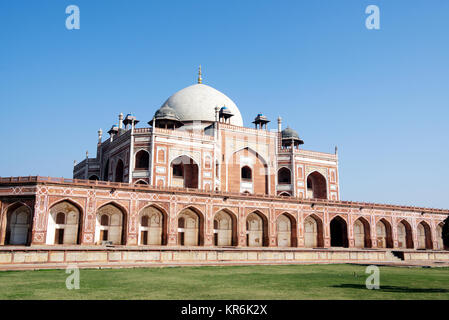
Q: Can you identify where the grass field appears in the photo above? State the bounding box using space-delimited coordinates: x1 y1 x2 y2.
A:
0 264 448 300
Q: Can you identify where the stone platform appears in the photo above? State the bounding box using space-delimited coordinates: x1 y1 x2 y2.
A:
0 246 448 270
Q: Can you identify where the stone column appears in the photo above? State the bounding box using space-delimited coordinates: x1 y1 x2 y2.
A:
370 214 378 248
323 209 331 248
296 210 302 247
268 206 277 247
203 202 214 246
0 199 5 245
126 198 138 245
167 196 178 246
80 192 96 245
31 188 49 245
237 204 246 247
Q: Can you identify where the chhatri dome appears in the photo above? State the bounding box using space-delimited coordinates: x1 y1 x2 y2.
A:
158 66 243 126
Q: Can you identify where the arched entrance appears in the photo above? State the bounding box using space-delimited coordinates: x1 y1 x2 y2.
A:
171 155 199 189
138 206 167 245
213 210 237 246
246 211 268 247
276 213 296 247
397 220 414 249
376 219 393 248
304 215 324 248
306 171 327 199
417 221 432 250
277 167 291 185
47 201 81 245
177 207 204 246
354 218 371 248
330 216 348 247
115 159 124 183
5 204 32 245
135 150 150 170
95 204 126 245
229 148 268 195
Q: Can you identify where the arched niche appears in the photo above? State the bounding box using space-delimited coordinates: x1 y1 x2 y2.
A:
304 214 324 248
306 171 327 199
138 205 167 245
177 207 204 246
246 211 268 247
213 210 237 246
95 203 126 245
47 201 82 245
5 204 32 245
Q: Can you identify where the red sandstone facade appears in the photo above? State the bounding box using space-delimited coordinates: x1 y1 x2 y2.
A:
0 177 447 251
1 77 447 253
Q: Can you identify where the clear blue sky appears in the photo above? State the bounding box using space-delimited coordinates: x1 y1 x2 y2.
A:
1 1 448 208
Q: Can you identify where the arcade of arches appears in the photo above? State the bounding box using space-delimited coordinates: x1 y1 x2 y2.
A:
0 201 446 251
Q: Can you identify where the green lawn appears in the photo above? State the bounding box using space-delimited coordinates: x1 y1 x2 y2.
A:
0 264 448 300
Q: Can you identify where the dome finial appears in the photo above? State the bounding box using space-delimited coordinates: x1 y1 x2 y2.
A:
198 65 202 84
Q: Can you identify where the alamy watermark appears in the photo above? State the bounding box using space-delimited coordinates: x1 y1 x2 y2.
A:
66 5 80 30
365 5 380 30
65 264 80 290
365 265 380 290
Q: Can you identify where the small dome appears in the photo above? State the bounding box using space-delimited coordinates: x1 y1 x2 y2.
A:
282 126 300 139
153 105 181 121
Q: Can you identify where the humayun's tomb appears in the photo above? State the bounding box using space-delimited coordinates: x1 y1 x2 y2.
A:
0 68 448 268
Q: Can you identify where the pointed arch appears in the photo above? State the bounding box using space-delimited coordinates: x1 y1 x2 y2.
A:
177 206 204 246
170 155 199 189
213 209 237 246
304 214 324 248
277 167 292 185
276 212 297 247
229 147 269 195
47 199 83 245
246 211 269 247
330 215 348 247
354 217 371 248
138 204 167 245
135 150 150 170
376 218 393 248
417 221 433 250
306 171 327 199
4 202 32 245
95 202 127 245
397 219 414 249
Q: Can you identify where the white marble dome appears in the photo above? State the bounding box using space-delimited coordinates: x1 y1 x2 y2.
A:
160 84 243 126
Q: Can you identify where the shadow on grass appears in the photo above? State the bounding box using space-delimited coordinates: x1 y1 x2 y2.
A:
332 284 449 293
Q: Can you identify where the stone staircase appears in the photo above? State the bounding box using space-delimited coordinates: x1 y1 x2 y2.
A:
386 250 404 263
